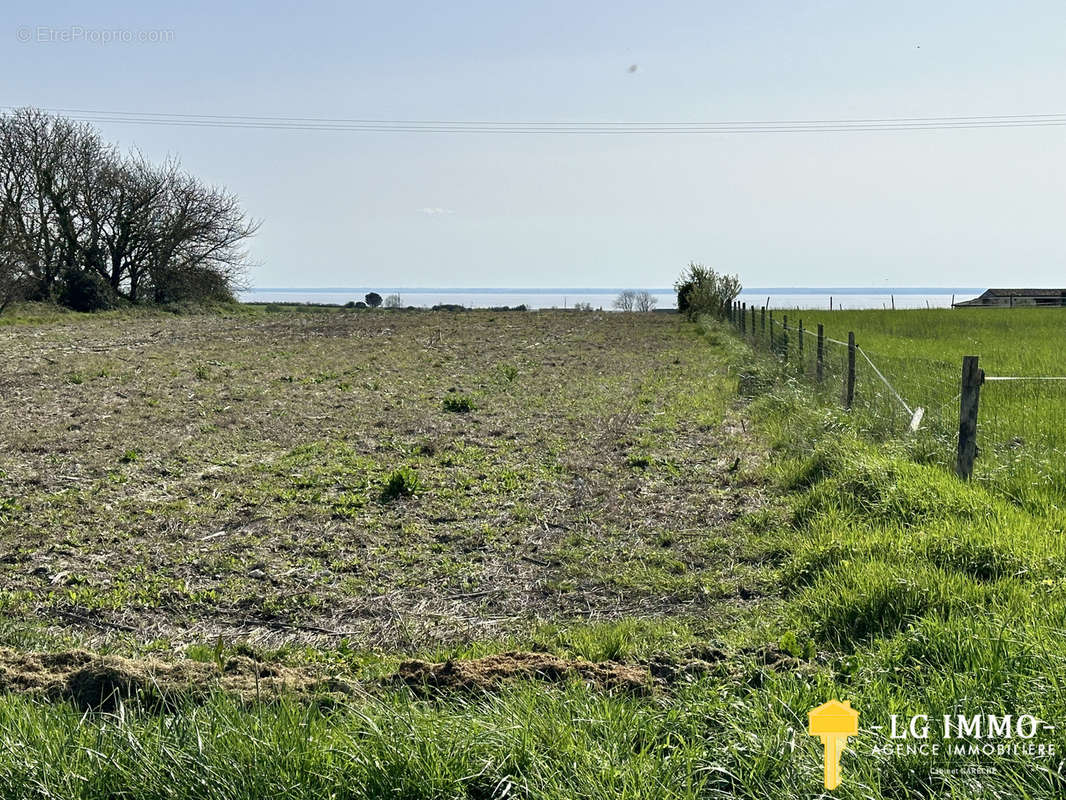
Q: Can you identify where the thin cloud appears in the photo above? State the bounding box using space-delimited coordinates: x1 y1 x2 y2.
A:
421 207 455 216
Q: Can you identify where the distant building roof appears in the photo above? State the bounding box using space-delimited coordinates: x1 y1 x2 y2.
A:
981 289 1066 297
953 289 1066 307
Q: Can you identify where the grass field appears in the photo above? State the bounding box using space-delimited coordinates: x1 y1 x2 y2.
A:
1 305 1065 798
731 305 1066 797
744 307 1066 489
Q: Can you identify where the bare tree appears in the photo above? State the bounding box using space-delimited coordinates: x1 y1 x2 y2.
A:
384 293 403 308
0 107 259 311
143 170 258 303
0 240 27 312
634 290 658 312
0 140 29 310
613 290 637 311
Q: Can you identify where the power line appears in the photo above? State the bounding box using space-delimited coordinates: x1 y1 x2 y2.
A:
6 106 1066 135
28 106 1066 125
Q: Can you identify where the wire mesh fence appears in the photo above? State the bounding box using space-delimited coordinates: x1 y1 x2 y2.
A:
726 301 1066 480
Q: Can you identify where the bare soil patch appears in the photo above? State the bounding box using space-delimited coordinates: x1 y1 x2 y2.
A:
387 643 806 696
0 646 347 710
391 650 651 695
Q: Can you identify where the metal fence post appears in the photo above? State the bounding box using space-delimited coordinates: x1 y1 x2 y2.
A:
956 356 984 480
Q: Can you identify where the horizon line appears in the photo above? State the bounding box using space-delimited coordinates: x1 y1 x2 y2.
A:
245 286 986 294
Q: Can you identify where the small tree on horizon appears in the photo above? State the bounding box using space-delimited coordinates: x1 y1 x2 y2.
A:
613 290 637 311
635 291 658 312
365 292 382 308
384 293 403 308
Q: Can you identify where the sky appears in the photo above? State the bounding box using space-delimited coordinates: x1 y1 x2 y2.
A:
4 1 1066 289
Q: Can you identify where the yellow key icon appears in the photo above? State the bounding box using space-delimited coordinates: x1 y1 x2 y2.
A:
808 699 859 790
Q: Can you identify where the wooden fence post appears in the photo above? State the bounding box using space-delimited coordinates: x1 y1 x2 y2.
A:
816 324 824 382
782 314 789 361
741 302 747 334
845 332 856 409
750 305 755 337
761 306 766 336
956 355 984 480
769 310 774 350
798 319 804 361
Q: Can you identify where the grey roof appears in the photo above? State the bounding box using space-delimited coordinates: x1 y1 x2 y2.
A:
980 289 1066 297
953 288 1066 307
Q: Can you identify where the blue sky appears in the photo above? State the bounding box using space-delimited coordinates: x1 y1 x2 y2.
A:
5 1 1066 288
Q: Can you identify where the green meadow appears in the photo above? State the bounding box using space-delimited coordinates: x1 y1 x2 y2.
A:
731 305 1066 797
744 306 1066 485
1 306 1065 798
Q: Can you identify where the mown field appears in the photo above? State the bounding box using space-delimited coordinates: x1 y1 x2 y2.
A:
1 305 1065 799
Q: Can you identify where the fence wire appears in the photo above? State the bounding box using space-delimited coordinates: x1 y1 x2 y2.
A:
728 306 1066 477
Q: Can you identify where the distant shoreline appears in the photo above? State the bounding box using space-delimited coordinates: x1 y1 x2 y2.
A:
247 286 984 295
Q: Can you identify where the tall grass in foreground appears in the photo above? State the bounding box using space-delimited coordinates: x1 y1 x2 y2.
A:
2 671 1064 800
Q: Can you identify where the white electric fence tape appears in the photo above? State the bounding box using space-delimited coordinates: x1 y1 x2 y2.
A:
984 376 1066 381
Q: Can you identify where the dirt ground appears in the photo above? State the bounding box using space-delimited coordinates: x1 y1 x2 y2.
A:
0 645 347 709
0 309 763 651
0 642 804 707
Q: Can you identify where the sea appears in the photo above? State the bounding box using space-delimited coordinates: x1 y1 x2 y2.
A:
240 287 983 311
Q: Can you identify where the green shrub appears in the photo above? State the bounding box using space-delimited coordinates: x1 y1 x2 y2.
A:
58 268 117 312
674 262 740 320
150 265 236 305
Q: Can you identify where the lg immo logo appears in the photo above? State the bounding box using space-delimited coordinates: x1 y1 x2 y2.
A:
807 699 1057 790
